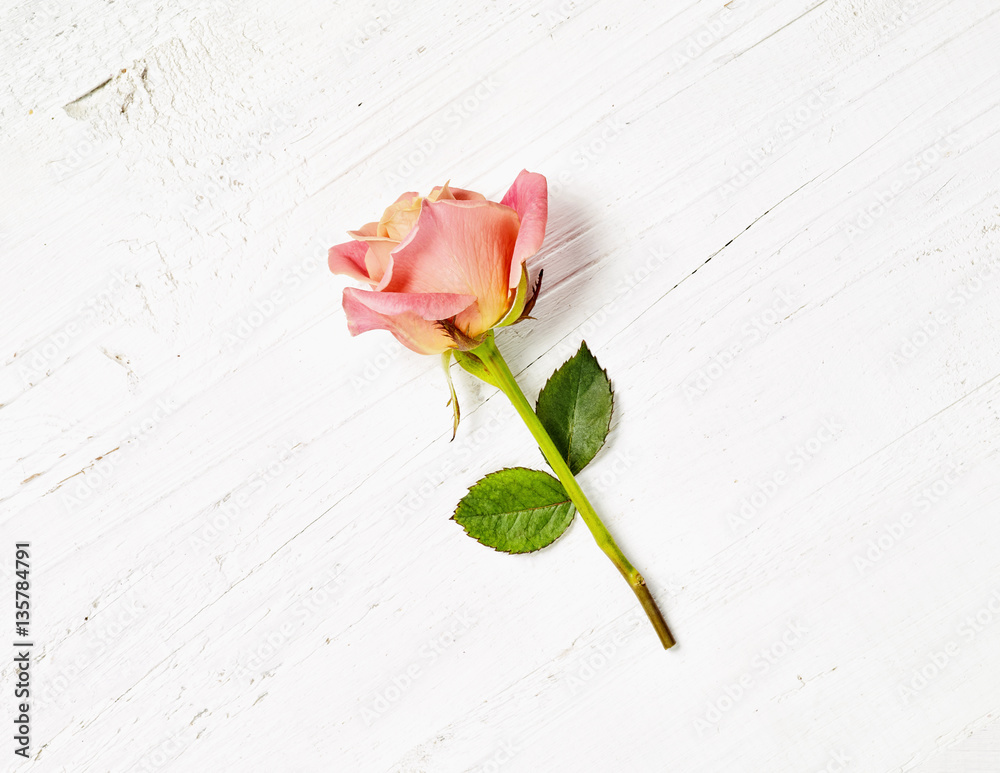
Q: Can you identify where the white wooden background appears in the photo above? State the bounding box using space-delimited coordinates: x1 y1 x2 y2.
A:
3 0 1000 770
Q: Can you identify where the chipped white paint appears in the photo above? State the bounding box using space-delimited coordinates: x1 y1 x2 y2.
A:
2 0 1000 770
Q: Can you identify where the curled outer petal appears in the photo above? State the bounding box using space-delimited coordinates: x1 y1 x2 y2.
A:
342 288 476 355
328 240 371 283
500 169 548 288
345 230 397 287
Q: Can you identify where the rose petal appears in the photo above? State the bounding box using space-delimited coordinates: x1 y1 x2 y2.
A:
328 240 371 282
342 288 476 354
346 232 398 286
364 244 396 285
384 199 520 336
429 181 486 202
500 169 548 287
377 192 421 241
352 221 379 237
345 288 476 320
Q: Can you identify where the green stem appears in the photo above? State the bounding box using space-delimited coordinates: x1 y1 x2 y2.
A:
469 334 675 650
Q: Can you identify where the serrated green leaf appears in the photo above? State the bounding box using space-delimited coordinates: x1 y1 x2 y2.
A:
453 467 576 553
535 341 614 475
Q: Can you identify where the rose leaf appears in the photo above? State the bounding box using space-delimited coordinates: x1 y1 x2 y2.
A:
535 341 614 475
453 468 576 553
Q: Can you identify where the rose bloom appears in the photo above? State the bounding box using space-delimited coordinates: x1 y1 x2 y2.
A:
328 169 547 354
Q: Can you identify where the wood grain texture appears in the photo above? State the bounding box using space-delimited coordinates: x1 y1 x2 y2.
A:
2 0 999 770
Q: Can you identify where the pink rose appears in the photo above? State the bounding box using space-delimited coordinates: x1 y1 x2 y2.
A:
328 169 547 354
